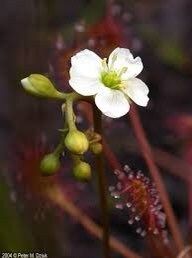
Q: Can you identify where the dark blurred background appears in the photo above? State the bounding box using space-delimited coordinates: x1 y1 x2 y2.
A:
1 0 192 257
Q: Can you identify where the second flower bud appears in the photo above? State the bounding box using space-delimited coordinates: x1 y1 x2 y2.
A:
65 130 89 155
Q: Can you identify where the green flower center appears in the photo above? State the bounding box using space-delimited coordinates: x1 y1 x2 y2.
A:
100 58 128 90
101 71 121 90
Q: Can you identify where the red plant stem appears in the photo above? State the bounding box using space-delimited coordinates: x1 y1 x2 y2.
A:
103 141 122 171
79 102 121 171
47 185 141 258
182 147 192 228
153 148 191 182
177 246 192 258
147 235 175 258
79 102 191 183
93 106 110 258
188 180 192 227
103 137 192 182
129 105 184 253
127 144 191 182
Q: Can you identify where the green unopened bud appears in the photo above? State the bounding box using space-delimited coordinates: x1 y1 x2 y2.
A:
21 74 58 97
40 153 60 176
90 142 103 154
73 162 91 181
65 130 89 155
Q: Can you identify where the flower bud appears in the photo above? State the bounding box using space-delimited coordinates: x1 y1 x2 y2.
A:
90 142 103 155
73 161 91 181
21 74 58 97
40 153 60 176
65 130 89 155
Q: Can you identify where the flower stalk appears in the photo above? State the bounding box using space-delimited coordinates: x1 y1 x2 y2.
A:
93 106 110 258
47 185 141 258
129 104 184 253
65 99 77 131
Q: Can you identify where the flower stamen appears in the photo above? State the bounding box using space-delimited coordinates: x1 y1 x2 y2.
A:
102 58 108 72
101 70 121 89
109 53 118 70
118 67 128 77
101 59 129 90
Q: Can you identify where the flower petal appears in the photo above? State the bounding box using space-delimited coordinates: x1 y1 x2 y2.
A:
95 87 130 118
69 70 103 96
108 47 143 79
71 49 102 78
21 77 39 96
123 78 149 106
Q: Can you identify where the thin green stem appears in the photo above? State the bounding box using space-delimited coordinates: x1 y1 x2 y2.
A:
53 132 67 157
53 91 90 102
65 99 77 131
53 92 81 156
53 105 70 157
93 107 110 258
53 91 69 100
71 154 81 165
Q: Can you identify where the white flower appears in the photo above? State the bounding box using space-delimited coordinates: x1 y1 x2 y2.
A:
69 47 149 118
